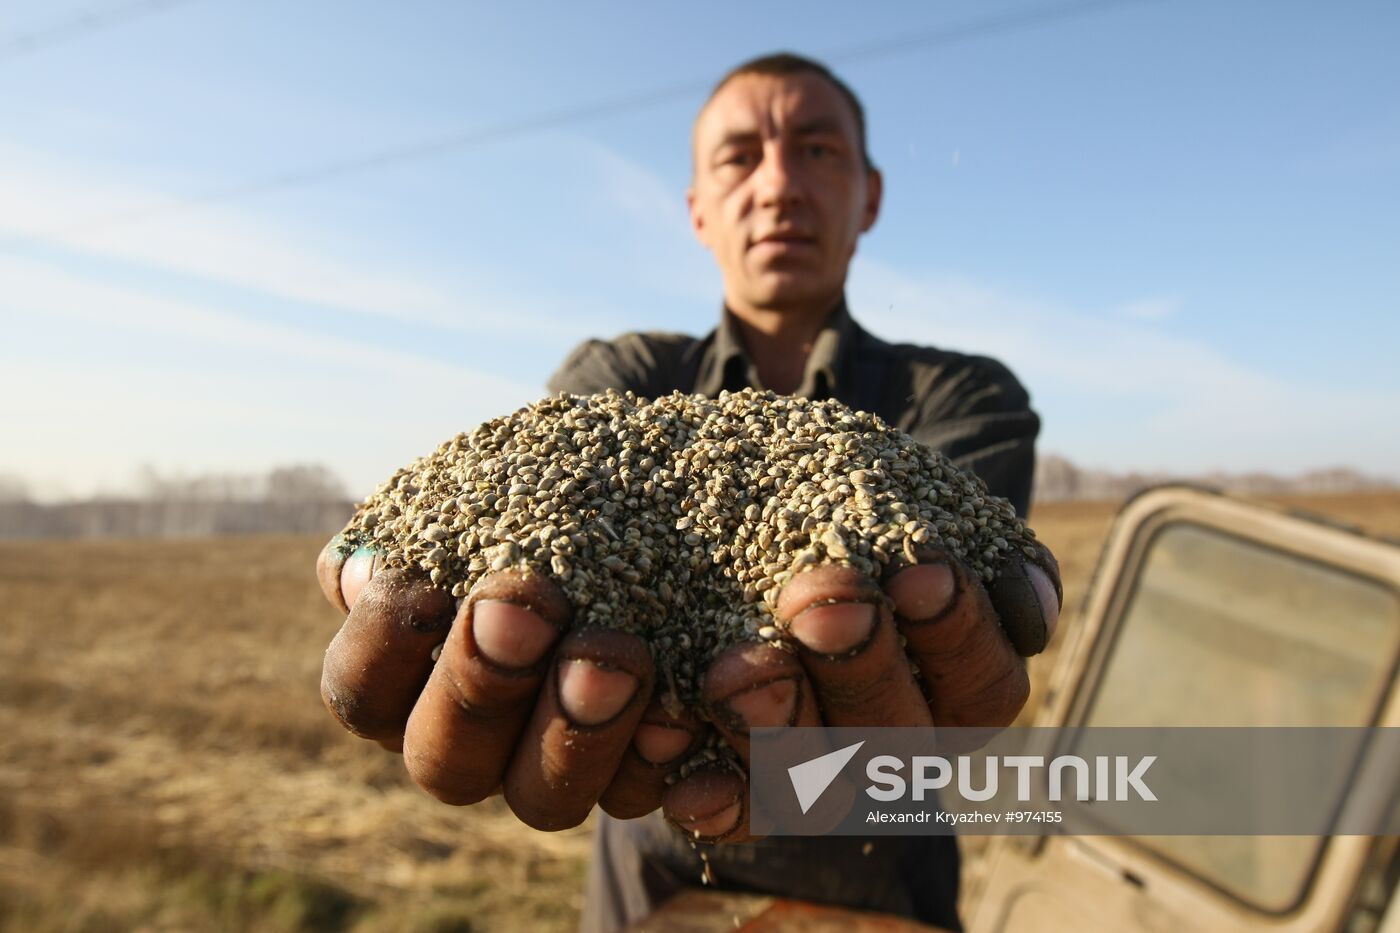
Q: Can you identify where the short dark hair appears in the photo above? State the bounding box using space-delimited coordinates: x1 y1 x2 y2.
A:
702 52 876 171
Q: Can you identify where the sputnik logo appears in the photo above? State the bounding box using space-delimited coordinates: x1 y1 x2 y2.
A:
787 741 864 814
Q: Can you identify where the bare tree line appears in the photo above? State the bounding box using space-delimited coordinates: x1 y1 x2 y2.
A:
1033 455 1398 503
0 465 356 539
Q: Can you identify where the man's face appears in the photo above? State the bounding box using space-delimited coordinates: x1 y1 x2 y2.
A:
688 71 882 317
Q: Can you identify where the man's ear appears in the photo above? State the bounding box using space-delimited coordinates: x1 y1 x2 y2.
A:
860 168 883 233
687 186 711 248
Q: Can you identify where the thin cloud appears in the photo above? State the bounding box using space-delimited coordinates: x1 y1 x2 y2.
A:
0 255 540 389
1116 296 1180 320
580 138 690 232
848 259 1400 476
572 137 718 307
0 144 611 342
0 255 544 498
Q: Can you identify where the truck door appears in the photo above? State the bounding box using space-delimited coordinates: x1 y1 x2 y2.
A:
965 485 1400 933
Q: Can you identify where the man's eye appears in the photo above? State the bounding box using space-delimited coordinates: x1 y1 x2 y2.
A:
807 144 832 158
724 152 755 167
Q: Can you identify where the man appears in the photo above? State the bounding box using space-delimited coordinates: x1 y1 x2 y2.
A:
316 53 1059 932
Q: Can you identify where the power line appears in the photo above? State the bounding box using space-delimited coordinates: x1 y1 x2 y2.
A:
829 0 1153 65
2 0 1154 254
0 0 202 62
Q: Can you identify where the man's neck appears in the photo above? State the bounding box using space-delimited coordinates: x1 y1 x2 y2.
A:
727 297 841 395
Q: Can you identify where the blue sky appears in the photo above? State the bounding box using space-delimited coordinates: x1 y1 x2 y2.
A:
1 0 1396 500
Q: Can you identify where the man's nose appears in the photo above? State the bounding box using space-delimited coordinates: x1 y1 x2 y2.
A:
753 144 803 207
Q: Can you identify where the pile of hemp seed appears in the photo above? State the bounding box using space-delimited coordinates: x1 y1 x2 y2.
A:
335 388 1040 707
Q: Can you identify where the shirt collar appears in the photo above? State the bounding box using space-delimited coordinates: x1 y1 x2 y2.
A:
694 296 857 399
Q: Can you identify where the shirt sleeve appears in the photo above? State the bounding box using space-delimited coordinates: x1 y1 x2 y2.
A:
547 337 645 396
905 355 1040 518
547 333 694 398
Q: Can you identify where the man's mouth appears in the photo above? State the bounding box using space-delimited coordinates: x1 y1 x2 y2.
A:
751 231 817 251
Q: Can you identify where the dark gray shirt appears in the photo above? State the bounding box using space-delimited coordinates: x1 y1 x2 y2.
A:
551 299 1042 933
548 297 1039 515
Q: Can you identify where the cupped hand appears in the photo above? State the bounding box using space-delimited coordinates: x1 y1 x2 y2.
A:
315 537 1060 840
664 546 1060 843
318 541 704 830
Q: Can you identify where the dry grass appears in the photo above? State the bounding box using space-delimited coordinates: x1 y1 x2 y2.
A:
0 535 587 932
2 492 1396 931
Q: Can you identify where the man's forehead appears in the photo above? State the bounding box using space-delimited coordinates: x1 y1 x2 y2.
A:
694 72 859 145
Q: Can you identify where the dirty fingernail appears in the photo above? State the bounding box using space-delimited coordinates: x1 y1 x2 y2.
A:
790 602 877 655
677 801 741 839
723 677 799 730
1026 564 1061 642
635 724 694 765
472 600 559 669
988 560 1058 656
887 561 955 621
340 545 376 608
558 659 637 726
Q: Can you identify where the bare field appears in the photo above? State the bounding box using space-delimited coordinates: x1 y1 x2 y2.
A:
2 492 1397 932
